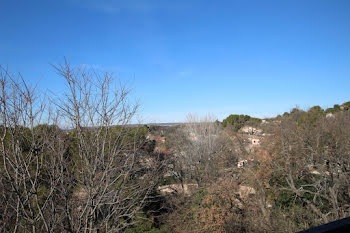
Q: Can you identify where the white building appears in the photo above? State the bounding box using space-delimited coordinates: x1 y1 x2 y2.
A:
240 126 263 135
237 159 248 168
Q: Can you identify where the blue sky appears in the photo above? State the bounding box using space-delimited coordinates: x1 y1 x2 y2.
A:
1 0 349 123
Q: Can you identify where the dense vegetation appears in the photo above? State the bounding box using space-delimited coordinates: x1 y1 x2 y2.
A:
1 64 349 232
222 114 262 130
145 103 350 232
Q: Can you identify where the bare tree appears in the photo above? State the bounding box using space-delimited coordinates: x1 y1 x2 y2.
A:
0 65 56 232
0 63 164 232
51 61 163 232
171 114 225 187
269 111 350 227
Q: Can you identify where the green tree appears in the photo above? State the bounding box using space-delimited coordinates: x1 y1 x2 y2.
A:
342 101 350 111
222 114 260 131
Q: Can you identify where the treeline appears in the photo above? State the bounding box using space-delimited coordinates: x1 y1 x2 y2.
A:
219 101 350 132
279 101 350 118
221 114 262 130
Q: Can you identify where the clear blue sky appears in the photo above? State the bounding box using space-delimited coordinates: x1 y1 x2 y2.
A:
1 0 349 123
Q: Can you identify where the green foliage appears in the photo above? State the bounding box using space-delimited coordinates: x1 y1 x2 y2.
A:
333 104 341 111
325 108 335 113
281 106 324 128
222 114 261 131
290 107 303 115
115 126 148 148
308 105 323 114
190 188 208 209
342 101 350 111
33 124 60 134
295 106 324 127
325 104 343 113
276 190 300 208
